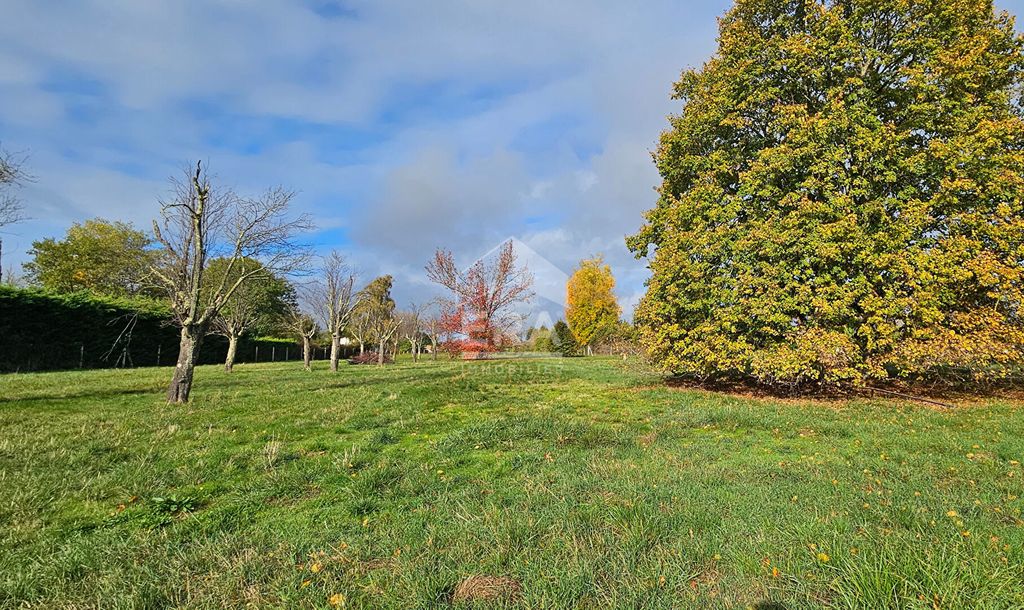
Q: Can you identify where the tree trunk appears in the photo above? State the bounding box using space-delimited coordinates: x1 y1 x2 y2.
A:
330 334 341 372
431 338 437 360
224 334 239 372
378 340 385 366
359 340 364 355
302 336 312 371
167 327 204 403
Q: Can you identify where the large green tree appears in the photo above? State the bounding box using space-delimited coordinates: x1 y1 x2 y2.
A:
628 0 1024 386
24 219 157 297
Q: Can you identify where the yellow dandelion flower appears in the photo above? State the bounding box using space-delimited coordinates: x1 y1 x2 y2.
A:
817 552 830 563
329 593 345 607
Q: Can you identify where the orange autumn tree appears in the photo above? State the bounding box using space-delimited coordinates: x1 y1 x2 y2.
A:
566 256 621 356
628 0 1024 387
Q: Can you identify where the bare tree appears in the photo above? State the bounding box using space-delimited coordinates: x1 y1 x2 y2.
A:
208 259 289 372
150 161 311 403
312 251 356 372
0 146 28 229
349 303 370 355
285 301 319 371
0 145 31 284
423 313 442 360
376 318 401 366
398 303 426 362
426 240 534 349
211 293 258 373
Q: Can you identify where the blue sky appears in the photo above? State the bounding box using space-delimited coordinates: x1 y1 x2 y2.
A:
2 0 1024 313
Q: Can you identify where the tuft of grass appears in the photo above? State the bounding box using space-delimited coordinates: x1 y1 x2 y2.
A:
0 357 1022 608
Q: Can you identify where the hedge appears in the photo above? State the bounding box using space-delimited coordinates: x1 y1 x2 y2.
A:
0 286 313 373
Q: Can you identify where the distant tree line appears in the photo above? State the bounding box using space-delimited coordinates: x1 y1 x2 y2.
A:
6 155 639 400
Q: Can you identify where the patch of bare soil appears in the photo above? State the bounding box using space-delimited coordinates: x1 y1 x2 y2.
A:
451 575 523 604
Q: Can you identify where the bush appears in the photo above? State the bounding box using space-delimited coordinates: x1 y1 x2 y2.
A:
552 321 580 357
348 351 393 365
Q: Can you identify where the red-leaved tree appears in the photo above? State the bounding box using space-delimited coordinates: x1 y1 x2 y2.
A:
426 240 534 357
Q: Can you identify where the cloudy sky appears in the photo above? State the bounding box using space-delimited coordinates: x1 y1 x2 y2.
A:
3 1 1023 314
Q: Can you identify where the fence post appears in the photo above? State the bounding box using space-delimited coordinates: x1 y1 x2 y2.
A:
272 346 276 362
255 346 259 363
79 344 84 369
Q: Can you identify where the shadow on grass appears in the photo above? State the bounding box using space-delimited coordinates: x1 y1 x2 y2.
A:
0 386 158 405
320 368 461 390
662 375 1002 409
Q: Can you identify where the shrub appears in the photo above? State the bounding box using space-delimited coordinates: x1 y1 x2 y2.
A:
552 321 580 357
0 286 302 372
348 351 393 365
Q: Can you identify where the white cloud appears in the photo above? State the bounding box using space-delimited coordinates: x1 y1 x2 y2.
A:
18 0 1017 316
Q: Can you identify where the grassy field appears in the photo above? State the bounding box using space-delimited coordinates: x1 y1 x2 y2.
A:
1 357 1022 609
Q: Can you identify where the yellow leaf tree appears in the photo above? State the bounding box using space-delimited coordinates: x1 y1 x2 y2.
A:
566 257 621 355
627 0 1024 387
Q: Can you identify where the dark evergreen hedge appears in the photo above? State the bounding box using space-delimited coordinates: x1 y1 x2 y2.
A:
0 286 308 372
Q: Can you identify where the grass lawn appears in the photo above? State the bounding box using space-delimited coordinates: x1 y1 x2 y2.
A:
1 357 1022 609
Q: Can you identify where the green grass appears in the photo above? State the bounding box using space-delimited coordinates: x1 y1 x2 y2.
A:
1 357 1022 609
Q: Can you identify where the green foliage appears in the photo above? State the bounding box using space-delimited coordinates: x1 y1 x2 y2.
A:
23 218 158 298
552 320 580 357
358 275 397 343
527 326 555 352
204 257 293 337
629 0 1024 386
0 286 302 372
601 321 640 356
1 360 1022 608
